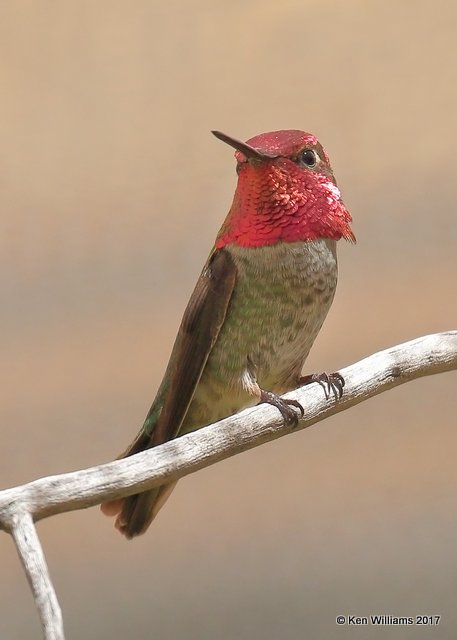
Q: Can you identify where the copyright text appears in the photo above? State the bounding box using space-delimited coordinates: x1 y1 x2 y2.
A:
336 615 441 626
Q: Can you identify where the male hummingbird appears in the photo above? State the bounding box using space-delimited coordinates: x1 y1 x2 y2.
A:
101 129 355 538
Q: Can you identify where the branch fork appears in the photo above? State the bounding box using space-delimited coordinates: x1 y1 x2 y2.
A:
1 331 456 639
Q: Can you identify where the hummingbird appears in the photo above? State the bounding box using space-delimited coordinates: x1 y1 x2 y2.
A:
101 129 355 538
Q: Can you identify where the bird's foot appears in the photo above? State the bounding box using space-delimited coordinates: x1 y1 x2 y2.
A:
299 372 345 400
259 389 304 427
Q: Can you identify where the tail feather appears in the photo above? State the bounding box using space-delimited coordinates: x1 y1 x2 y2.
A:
100 427 177 538
114 482 178 539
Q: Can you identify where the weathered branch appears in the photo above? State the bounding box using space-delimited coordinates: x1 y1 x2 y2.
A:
1 331 456 526
10 512 64 640
0 331 456 639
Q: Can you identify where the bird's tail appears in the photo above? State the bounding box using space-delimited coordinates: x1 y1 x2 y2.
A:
100 429 177 539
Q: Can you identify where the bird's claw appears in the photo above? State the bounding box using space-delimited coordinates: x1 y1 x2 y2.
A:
259 390 304 427
299 372 345 400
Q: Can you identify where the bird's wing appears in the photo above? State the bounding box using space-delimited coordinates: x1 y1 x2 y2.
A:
143 247 237 448
101 248 237 529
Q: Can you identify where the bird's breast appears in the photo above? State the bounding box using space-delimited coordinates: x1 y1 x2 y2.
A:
182 239 338 431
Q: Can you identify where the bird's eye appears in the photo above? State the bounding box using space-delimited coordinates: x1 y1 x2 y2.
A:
298 149 319 168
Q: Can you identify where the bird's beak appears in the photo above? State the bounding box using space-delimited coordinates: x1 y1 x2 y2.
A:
212 130 277 162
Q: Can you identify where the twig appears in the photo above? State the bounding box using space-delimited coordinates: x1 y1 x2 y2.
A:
0 331 456 525
0 331 456 639
10 511 64 640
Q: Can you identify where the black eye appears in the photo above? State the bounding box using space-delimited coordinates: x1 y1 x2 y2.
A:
298 149 318 168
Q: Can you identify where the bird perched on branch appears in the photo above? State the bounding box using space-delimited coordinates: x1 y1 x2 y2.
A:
101 129 355 538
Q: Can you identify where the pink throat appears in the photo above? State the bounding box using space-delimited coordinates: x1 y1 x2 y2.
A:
215 159 355 249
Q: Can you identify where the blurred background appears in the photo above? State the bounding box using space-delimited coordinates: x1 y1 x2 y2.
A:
1 1 456 638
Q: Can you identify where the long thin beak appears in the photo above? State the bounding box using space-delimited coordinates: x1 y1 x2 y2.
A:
212 130 276 161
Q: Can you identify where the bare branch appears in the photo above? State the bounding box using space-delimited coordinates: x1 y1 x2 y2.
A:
0 331 456 528
10 511 64 640
0 331 456 640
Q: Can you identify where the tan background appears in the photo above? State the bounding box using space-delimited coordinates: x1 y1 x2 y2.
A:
1 1 456 638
